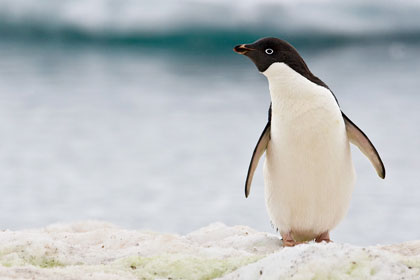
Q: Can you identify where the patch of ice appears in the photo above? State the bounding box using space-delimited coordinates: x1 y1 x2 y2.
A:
0 221 277 279
0 221 419 279
221 242 420 280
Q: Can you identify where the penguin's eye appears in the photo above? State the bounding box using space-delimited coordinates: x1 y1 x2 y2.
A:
265 48 274 55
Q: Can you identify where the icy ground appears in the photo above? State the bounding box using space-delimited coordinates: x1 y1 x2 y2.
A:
0 222 419 279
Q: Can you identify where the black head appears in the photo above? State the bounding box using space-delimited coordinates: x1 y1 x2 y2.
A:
234 37 310 74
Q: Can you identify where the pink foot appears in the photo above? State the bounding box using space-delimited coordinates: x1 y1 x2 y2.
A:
281 232 307 247
315 231 332 243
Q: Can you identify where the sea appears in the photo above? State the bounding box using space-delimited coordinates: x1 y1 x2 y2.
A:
0 0 419 245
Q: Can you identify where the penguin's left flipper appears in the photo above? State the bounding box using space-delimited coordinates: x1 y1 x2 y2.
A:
245 122 271 198
342 112 385 179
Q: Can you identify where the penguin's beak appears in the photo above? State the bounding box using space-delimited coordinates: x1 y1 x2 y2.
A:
233 44 255 55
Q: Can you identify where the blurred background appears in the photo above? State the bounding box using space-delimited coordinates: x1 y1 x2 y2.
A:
0 0 419 245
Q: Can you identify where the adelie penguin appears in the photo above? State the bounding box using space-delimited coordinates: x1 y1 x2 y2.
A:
234 37 385 247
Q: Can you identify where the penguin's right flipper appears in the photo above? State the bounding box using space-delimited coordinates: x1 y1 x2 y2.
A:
245 122 271 197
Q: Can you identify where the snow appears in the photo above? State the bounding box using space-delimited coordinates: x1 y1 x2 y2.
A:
224 242 420 279
0 221 418 279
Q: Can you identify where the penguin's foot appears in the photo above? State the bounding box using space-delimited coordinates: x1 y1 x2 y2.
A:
315 231 331 243
281 232 306 247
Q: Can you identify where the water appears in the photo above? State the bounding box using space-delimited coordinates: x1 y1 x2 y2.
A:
0 0 419 246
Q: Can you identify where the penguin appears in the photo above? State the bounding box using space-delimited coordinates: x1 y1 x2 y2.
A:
233 37 385 247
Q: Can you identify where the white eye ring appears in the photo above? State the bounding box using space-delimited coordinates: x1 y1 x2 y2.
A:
265 48 274 55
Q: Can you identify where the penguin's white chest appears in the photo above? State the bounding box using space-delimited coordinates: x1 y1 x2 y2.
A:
262 63 355 240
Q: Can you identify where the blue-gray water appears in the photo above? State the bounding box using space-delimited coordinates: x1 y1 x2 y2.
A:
0 0 419 246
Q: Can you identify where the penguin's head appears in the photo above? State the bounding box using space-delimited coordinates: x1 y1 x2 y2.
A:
234 37 306 73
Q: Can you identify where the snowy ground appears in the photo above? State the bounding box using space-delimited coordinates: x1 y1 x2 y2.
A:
0 222 419 279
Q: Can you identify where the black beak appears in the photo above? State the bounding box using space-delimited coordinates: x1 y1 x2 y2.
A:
233 44 255 55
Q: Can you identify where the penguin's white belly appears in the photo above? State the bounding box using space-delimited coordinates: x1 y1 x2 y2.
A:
262 63 355 241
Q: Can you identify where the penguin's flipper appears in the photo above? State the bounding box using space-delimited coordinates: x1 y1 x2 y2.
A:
342 112 385 179
245 122 271 197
